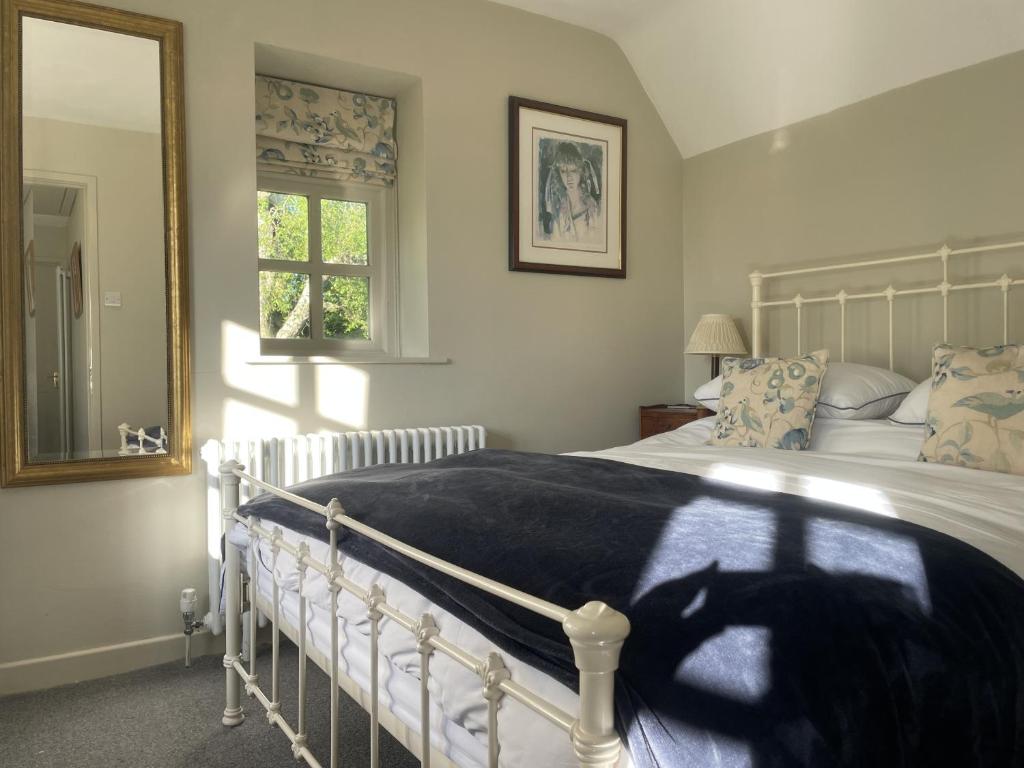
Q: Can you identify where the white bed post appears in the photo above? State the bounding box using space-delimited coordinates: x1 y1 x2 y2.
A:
563 601 630 767
220 460 245 727
749 271 764 357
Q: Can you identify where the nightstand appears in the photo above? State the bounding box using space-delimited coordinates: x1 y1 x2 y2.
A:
639 404 713 439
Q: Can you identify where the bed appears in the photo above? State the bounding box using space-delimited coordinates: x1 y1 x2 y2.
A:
211 237 1024 768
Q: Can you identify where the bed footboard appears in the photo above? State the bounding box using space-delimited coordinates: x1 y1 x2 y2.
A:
218 460 630 768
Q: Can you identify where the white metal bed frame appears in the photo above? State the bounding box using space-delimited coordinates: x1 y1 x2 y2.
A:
216 462 630 768
750 238 1024 365
212 235 1022 768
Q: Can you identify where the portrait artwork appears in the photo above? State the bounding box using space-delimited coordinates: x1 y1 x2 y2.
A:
533 133 607 253
510 98 626 278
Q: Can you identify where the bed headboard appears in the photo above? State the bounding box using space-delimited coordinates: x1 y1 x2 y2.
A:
749 237 1024 370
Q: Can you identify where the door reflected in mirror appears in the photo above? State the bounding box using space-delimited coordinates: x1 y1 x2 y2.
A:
21 16 169 462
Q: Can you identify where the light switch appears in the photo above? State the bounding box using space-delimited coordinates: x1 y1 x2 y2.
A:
104 291 122 308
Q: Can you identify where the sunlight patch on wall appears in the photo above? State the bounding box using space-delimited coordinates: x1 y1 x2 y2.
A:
315 365 368 429
222 397 297 438
222 320 297 407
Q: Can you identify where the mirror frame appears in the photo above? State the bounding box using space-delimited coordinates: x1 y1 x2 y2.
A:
0 0 190 486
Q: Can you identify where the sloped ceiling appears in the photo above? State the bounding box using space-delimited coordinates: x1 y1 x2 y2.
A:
490 0 1024 158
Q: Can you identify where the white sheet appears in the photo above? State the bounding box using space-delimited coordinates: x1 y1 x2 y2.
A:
229 416 1024 767
575 417 1024 578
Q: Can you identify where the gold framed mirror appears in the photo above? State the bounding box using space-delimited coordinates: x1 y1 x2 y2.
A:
0 0 190 486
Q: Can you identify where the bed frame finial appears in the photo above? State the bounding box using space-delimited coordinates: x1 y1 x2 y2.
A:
564 601 630 767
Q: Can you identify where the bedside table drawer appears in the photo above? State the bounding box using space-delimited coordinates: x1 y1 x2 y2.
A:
639 405 712 439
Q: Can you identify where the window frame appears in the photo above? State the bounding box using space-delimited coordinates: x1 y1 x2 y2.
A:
257 171 398 357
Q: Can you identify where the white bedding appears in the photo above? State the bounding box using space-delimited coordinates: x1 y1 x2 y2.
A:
229 416 1024 767
576 417 1024 579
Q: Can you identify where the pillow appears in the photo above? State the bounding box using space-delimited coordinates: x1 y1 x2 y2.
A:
888 378 931 426
708 349 829 449
815 362 916 419
809 418 926 462
695 362 915 420
694 375 723 412
919 344 1024 475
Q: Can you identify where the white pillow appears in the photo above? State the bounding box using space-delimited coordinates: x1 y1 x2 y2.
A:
694 362 916 420
887 377 931 426
694 375 724 412
809 419 926 461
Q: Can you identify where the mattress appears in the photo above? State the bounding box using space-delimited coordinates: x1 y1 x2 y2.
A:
228 522 624 768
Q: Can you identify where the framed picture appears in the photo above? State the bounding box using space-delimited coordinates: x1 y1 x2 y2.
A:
69 241 83 318
509 96 627 278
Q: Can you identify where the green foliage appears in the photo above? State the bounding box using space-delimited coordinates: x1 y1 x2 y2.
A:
257 192 308 262
322 200 368 265
259 271 309 338
323 276 369 339
257 191 369 340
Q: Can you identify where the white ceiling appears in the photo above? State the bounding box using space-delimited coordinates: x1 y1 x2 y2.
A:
491 0 1024 158
22 17 161 134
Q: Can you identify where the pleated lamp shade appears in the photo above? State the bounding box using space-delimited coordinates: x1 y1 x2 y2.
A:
685 315 747 378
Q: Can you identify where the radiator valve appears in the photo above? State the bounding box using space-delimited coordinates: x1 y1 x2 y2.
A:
180 588 203 667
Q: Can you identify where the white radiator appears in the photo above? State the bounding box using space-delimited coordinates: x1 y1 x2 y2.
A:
202 425 486 504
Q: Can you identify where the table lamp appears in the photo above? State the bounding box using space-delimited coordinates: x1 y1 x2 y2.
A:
685 314 747 378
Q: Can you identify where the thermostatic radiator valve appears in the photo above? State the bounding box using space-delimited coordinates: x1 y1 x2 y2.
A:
180 588 203 667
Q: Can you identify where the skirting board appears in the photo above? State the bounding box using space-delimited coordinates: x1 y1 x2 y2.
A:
0 631 222 696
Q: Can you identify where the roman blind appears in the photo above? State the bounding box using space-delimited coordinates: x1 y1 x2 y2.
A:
255 75 397 186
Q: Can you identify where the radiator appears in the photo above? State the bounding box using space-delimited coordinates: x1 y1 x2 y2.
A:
201 425 486 504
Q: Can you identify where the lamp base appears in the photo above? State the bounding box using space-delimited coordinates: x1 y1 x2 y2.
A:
711 355 721 379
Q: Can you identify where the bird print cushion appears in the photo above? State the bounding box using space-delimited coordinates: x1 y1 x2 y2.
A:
708 349 829 449
919 344 1024 475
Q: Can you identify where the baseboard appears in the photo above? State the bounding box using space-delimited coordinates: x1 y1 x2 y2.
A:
0 630 224 696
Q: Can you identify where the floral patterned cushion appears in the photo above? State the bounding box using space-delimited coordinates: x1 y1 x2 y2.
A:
919 344 1024 475
708 350 829 449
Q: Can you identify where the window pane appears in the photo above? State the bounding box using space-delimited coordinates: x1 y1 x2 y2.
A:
258 191 309 262
259 271 310 339
321 199 368 265
323 276 369 340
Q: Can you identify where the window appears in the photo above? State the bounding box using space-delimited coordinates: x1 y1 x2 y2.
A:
257 174 396 356
254 74 401 358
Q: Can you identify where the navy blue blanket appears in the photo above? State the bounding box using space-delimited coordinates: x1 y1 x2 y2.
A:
239 449 1024 768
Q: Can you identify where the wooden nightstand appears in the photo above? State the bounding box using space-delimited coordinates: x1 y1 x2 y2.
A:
639 405 713 439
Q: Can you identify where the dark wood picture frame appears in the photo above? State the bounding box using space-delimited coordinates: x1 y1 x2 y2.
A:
508 96 627 278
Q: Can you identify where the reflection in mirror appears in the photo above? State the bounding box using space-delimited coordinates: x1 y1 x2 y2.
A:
21 17 168 462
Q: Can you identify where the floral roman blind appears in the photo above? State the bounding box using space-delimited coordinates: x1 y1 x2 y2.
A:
255 75 397 187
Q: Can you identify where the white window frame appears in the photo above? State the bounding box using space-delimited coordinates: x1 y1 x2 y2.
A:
257 171 398 357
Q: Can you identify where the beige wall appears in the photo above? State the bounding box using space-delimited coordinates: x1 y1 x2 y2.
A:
683 49 1024 395
23 117 168 453
0 0 684 690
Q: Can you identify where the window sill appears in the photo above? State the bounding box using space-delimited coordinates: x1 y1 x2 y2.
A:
248 354 450 365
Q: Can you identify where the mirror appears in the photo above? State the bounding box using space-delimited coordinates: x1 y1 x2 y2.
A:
1 0 190 485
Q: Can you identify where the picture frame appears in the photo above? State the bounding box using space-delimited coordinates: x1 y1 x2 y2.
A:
508 96 627 278
69 241 82 318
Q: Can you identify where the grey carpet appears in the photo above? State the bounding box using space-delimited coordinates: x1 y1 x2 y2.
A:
0 640 420 768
